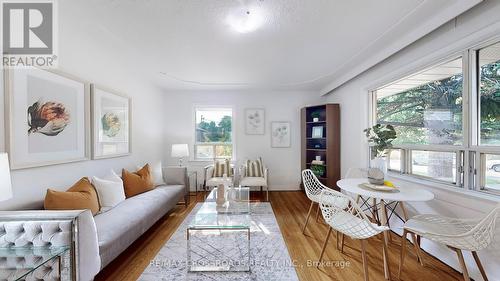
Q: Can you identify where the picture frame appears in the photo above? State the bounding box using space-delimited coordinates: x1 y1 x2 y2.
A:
4 68 90 169
245 108 265 135
91 84 131 159
271 121 291 148
312 126 324 138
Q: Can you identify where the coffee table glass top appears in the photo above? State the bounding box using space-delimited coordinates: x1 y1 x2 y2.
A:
0 246 70 281
189 187 251 229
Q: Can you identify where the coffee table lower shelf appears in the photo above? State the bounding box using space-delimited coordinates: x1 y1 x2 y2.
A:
187 226 251 272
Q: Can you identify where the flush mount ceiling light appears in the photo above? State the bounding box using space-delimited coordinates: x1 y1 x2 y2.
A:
226 5 265 33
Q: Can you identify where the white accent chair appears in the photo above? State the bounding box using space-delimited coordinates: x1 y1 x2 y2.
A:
301 169 329 234
239 162 269 201
318 188 391 281
301 169 346 233
203 163 235 190
399 203 500 281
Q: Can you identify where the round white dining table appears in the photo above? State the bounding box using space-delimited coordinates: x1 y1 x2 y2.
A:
337 178 435 202
337 178 435 280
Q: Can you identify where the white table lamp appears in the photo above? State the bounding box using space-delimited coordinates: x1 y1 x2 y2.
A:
171 144 189 166
0 153 13 202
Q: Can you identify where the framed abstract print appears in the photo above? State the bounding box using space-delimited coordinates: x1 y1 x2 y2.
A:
4 68 89 169
91 85 131 159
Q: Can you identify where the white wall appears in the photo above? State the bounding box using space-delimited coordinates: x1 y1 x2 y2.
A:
325 0 500 279
0 1 166 210
162 90 324 191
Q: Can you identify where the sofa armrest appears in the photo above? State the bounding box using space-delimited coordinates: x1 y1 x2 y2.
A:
0 210 100 281
204 165 214 181
239 165 247 179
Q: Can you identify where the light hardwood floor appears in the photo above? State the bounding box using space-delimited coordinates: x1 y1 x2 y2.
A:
95 191 465 281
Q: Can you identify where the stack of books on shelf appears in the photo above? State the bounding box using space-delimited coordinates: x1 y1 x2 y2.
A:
311 160 324 165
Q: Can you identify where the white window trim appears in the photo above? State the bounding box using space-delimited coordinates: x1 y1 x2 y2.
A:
368 35 500 197
191 105 236 162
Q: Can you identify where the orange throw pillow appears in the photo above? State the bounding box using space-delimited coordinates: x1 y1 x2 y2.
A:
122 164 155 198
44 177 100 215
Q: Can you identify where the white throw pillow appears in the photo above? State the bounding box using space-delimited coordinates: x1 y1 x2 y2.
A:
137 161 165 186
92 171 126 213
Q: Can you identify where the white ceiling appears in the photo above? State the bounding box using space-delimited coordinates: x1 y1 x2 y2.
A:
59 0 482 93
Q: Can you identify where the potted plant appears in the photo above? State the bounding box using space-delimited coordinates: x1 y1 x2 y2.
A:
363 124 397 174
311 111 321 122
311 164 326 177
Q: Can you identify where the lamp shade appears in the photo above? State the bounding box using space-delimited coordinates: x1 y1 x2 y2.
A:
171 144 189 158
0 153 13 202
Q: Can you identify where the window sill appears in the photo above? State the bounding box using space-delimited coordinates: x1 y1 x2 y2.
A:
387 172 500 203
188 159 237 163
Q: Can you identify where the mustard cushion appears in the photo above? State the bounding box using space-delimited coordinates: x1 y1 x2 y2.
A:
44 177 100 216
122 164 155 198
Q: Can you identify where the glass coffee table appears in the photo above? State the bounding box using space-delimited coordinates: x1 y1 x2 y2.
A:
187 186 251 272
0 246 71 281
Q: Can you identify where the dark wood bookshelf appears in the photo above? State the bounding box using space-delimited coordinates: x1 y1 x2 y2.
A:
301 104 340 190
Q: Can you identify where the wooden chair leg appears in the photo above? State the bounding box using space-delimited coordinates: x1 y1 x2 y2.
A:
381 231 391 280
451 247 470 281
399 229 408 278
302 202 314 234
412 233 424 266
472 251 489 281
340 233 345 253
316 202 321 222
361 239 369 281
372 198 380 224
318 227 333 265
336 231 340 250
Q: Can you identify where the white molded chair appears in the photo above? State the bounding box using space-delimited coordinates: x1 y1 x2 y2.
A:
399 203 500 281
239 161 269 201
345 167 368 178
203 164 235 190
301 169 333 233
318 189 391 281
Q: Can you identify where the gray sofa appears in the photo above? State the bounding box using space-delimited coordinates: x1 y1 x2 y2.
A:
0 166 188 281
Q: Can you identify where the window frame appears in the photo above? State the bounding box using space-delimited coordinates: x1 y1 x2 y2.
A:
193 106 235 161
369 37 500 196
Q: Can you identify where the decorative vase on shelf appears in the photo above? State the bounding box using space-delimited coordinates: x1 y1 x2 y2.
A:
371 157 387 175
313 117 319 122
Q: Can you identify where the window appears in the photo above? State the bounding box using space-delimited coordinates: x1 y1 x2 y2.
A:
375 57 464 185
410 150 458 184
371 38 500 195
194 107 233 160
377 57 464 146
478 41 500 145
482 154 500 192
387 149 402 172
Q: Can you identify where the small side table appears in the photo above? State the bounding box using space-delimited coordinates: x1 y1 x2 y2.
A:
188 170 198 202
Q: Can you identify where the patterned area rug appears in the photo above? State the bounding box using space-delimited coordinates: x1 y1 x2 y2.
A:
140 202 299 281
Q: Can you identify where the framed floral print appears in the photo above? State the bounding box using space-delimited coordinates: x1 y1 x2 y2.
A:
4 68 89 169
245 108 265 135
91 85 131 159
271 121 291 148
